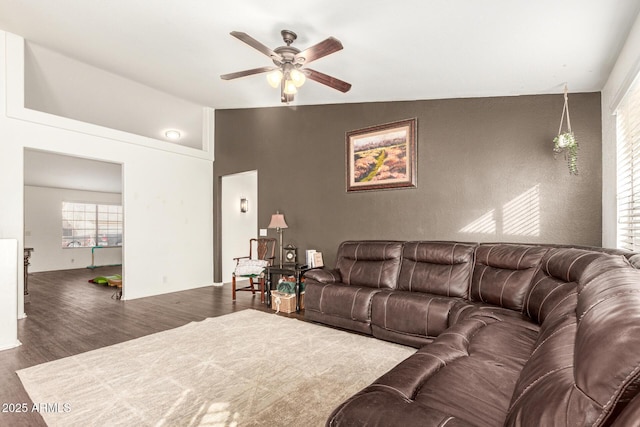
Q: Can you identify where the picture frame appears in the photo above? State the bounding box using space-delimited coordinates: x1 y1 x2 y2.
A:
312 252 324 268
346 118 417 192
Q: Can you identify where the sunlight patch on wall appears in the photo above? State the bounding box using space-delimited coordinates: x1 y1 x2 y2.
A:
460 209 496 234
503 184 540 236
460 184 540 237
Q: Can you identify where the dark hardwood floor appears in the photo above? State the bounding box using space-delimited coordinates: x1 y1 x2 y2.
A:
0 267 302 426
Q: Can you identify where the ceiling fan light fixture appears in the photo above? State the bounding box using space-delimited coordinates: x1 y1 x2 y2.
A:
222 30 350 103
283 79 298 95
266 69 283 88
290 68 306 87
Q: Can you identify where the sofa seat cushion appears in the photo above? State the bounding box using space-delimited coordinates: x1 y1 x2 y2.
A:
371 291 462 348
328 315 539 427
449 300 538 331
304 281 382 334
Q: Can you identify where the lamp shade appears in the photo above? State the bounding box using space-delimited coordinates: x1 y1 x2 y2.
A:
268 213 288 229
266 69 283 88
290 68 306 87
283 79 298 95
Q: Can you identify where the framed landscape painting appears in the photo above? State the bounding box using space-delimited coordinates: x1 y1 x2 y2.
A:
346 118 417 192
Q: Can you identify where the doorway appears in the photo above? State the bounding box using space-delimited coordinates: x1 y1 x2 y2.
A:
23 149 124 307
221 170 258 284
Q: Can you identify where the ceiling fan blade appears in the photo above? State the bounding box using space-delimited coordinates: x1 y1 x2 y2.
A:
294 37 343 65
220 66 277 80
230 31 282 62
305 68 352 93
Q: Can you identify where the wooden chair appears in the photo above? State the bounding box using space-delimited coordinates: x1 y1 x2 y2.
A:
232 238 276 303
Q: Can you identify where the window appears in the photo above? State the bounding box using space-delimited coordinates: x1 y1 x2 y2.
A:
617 75 640 251
62 202 122 248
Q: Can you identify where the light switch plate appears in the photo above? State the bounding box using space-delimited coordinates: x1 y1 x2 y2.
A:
259 228 268 237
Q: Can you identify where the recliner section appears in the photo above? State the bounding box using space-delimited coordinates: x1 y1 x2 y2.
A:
304 241 403 334
469 244 548 311
370 241 477 346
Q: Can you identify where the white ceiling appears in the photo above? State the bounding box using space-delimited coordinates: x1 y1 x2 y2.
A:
1 0 639 110
24 150 122 194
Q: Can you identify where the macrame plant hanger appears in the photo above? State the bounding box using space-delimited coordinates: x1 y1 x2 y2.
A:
558 86 572 138
553 84 579 175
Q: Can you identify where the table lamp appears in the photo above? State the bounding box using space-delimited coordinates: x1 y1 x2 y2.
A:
268 211 288 267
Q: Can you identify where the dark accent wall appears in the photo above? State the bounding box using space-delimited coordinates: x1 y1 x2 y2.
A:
214 93 602 280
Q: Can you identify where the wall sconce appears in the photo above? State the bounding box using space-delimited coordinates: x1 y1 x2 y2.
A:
240 198 248 213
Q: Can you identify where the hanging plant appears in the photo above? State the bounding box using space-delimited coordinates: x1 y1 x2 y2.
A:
553 85 579 175
553 131 578 175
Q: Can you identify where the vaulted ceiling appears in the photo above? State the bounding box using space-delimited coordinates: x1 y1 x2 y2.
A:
4 1 640 192
1 0 639 110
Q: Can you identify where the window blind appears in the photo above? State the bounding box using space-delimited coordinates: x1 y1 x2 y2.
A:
617 75 640 251
62 202 122 248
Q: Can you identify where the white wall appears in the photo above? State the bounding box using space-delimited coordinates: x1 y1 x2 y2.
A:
221 171 258 284
0 240 19 350
24 42 204 149
602 12 640 247
24 186 122 272
0 31 214 349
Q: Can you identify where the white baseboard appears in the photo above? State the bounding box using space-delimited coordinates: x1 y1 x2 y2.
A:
0 339 22 352
213 282 224 287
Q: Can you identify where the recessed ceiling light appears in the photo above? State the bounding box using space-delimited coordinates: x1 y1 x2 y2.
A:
165 130 181 140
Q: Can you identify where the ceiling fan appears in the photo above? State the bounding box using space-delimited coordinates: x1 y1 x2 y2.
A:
220 29 352 103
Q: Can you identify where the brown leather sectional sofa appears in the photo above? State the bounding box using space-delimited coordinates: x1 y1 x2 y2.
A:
303 241 640 426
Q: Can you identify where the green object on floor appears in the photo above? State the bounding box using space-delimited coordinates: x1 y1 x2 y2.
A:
276 281 305 294
89 274 122 285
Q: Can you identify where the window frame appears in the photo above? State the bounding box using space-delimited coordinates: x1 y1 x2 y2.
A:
62 201 123 249
616 72 640 252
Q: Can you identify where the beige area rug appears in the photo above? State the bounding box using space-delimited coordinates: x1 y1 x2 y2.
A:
17 309 415 426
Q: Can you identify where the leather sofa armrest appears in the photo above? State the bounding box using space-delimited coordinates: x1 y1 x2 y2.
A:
304 268 342 284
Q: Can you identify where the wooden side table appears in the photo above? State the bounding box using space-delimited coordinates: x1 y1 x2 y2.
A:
265 264 310 313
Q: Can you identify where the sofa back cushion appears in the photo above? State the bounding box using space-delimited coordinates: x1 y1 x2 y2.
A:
524 248 610 325
470 244 548 311
397 241 476 297
506 252 640 426
335 241 403 289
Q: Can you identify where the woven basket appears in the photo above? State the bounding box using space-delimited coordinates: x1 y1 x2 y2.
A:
271 290 305 314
